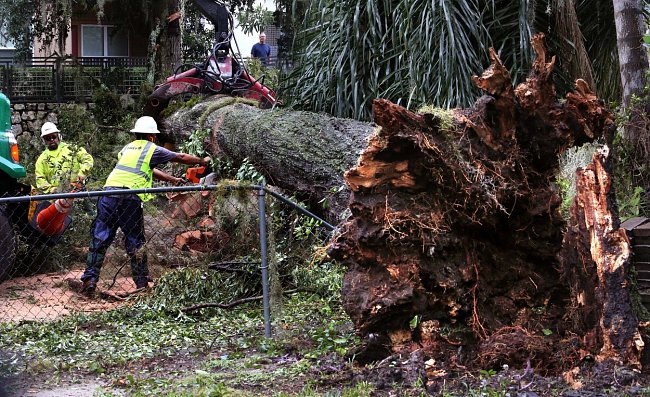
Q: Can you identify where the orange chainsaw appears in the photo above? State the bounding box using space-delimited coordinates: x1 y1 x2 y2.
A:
185 165 214 184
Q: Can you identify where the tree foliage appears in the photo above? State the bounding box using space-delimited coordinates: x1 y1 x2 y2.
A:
0 0 72 59
0 0 256 63
283 0 620 121
236 3 274 35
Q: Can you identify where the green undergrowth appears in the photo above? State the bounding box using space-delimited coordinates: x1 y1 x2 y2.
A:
0 293 359 396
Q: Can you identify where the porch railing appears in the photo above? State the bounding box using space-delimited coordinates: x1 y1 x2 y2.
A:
0 55 288 103
0 56 148 103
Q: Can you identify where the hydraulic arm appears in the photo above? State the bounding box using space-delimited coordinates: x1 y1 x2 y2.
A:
144 0 277 121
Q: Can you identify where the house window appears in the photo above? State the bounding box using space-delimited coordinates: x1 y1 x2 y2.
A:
81 25 128 57
0 27 15 59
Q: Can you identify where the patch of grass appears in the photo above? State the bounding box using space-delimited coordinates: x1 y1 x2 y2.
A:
275 381 375 397
0 293 353 376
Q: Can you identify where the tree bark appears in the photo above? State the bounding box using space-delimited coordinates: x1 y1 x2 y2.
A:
613 0 650 181
560 146 643 368
164 96 375 223
613 0 649 111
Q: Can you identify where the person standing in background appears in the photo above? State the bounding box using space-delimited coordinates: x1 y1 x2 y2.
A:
251 32 271 66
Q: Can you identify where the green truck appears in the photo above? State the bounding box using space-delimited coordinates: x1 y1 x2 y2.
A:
0 92 26 190
0 93 73 280
0 92 27 274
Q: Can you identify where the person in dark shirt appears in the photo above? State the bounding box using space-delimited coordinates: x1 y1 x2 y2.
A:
251 32 271 65
80 116 210 295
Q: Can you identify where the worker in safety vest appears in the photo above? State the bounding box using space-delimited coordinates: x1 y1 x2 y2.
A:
35 122 94 194
80 116 210 295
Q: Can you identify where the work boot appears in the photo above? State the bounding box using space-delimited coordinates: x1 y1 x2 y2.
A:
80 279 97 296
134 277 149 289
131 253 150 289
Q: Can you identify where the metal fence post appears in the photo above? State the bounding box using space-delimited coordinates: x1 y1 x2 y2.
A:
257 186 271 337
54 56 63 102
7 66 14 98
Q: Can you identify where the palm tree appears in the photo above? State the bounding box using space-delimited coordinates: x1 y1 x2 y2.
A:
284 0 621 121
613 0 648 114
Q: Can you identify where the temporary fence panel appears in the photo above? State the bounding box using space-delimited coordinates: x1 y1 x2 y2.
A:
0 186 267 328
0 185 333 337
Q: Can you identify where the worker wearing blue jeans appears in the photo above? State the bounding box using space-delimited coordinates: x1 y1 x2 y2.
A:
83 195 149 288
81 116 210 295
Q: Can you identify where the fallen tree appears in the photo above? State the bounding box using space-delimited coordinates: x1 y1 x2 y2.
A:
163 97 375 223
326 33 643 373
166 33 644 374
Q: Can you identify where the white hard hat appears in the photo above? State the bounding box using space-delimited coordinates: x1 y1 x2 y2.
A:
130 116 160 134
41 122 60 137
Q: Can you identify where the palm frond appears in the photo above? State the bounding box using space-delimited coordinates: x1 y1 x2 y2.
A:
576 0 620 102
284 0 620 120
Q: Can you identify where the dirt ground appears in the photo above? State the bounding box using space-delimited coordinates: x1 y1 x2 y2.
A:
0 268 133 397
0 268 142 323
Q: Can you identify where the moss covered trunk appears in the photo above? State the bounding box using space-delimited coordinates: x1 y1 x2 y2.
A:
165 96 375 223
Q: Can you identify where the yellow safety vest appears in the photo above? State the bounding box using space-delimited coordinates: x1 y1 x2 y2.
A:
35 142 94 194
105 140 156 202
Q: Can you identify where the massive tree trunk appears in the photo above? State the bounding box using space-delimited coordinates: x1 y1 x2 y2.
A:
166 33 643 372
164 96 375 223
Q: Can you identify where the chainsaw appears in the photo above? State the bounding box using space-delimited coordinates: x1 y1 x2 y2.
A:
185 165 216 185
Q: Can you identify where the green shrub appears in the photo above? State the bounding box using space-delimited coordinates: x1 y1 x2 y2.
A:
91 85 125 126
245 58 279 92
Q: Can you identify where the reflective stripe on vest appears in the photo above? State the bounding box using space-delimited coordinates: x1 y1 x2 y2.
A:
105 140 156 201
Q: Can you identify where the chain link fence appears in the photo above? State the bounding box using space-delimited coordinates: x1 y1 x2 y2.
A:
0 185 333 333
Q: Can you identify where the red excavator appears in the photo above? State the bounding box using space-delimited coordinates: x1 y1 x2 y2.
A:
144 0 277 121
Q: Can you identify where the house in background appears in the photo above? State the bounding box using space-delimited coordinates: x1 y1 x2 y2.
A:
32 3 148 61
29 2 276 63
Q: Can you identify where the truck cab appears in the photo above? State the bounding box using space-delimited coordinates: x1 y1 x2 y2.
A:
0 92 26 197
0 92 24 274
